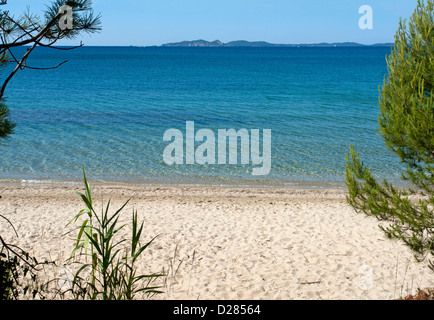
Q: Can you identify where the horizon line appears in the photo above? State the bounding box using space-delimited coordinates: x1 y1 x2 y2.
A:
25 40 395 48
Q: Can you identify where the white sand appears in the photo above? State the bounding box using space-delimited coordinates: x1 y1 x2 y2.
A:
0 184 433 300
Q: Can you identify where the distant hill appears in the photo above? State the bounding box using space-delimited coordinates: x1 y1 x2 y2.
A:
162 40 224 47
160 39 393 48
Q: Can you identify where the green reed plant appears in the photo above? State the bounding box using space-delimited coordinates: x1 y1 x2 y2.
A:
65 169 164 300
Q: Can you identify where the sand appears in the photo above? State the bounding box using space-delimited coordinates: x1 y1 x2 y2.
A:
0 183 433 300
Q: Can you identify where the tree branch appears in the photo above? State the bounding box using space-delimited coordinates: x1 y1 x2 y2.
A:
0 12 62 49
0 41 37 99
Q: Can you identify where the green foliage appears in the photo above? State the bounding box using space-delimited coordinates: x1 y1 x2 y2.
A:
0 99 14 140
43 0 102 40
65 169 164 300
0 214 53 300
346 0 434 271
0 256 13 299
0 0 101 47
378 0 434 191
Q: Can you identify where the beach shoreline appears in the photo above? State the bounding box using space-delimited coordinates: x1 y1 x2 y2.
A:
1 183 432 300
0 176 408 190
0 177 350 193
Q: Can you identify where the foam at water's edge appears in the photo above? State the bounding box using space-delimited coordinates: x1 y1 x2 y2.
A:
0 177 412 190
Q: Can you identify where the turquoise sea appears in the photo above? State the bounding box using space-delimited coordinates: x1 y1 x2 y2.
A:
0 46 405 187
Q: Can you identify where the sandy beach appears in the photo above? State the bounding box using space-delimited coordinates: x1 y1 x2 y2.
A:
0 183 433 300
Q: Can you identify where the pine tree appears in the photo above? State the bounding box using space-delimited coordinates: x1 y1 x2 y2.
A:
346 0 434 271
0 1 101 299
0 99 14 140
0 38 13 140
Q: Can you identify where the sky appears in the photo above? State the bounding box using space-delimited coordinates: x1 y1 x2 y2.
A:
2 0 420 46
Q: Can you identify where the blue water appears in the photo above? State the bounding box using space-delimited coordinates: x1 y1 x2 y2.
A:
0 46 404 186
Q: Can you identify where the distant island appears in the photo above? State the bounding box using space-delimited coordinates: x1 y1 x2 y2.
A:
158 39 393 48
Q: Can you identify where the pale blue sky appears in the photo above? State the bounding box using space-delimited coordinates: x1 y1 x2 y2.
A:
2 0 419 46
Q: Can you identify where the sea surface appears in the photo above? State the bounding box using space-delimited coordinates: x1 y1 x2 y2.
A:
0 46 405 187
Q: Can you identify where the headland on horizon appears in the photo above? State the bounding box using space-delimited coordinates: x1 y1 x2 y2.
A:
155 39 393 47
